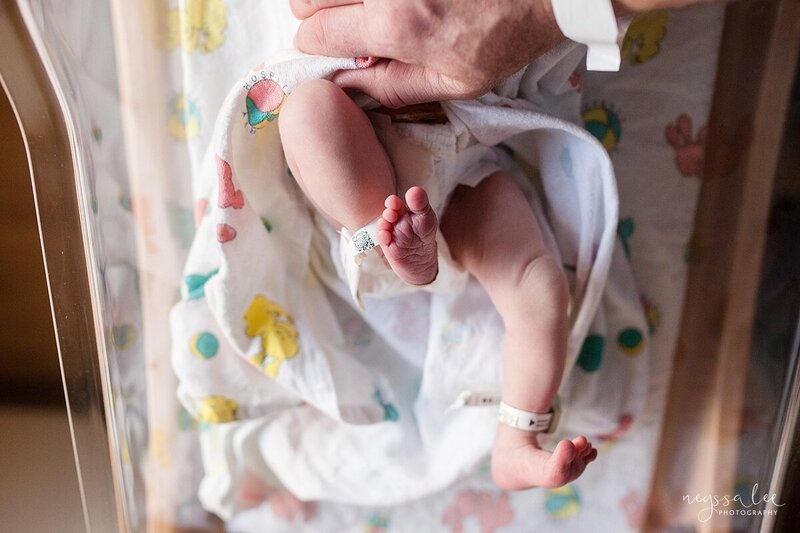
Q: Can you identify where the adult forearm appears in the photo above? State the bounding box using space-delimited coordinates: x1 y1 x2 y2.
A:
291 0 724 106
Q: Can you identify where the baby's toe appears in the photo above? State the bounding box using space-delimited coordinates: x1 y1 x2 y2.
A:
382 207 399 224
405 186 430 213
385 194 404 210
581 441 595 458
571 435 589 452
553 439 577 464
377 229 392 246
572 437 593 459
546 441 578 487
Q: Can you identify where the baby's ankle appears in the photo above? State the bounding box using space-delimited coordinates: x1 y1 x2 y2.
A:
494 421 542 448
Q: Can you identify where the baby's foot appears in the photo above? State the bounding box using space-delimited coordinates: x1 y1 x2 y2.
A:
376 186 439 285
491 424 597 490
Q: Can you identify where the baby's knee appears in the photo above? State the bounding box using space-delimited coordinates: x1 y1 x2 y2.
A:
279 78 352 132
518 254 569 309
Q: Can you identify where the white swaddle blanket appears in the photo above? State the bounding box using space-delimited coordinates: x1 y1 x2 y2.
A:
170 43 648 509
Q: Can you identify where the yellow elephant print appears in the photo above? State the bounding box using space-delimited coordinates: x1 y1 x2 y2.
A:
244 295 300 378
154 0 227 54
196 396 238 424
621 12 668 65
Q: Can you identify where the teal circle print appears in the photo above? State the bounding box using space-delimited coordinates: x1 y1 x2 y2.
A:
618 328 644 355
577 334 605 372
191 331 219 359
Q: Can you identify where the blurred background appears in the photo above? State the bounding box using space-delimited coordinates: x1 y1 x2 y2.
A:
0 88 84 531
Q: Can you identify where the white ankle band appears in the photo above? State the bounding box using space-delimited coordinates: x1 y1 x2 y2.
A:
449 391 560 434
339 217 383 309
349 218 381 256
498 402 557 433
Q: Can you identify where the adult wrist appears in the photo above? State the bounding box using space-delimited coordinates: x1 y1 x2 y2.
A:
532 0 561 33
523 0 568 60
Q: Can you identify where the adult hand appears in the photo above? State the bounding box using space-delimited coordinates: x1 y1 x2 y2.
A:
291 0 564 107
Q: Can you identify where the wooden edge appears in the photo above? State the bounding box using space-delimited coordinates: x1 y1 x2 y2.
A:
645 0 800 531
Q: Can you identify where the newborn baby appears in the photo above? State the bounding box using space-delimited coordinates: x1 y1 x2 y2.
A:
278 78 598 490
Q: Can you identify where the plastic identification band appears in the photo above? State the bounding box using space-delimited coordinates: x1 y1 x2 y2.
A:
449 392 561 434
450 391 501 408
498 402 555 432
349 218 381 255
551 0 623 71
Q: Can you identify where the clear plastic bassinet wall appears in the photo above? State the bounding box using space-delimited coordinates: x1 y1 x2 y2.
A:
5 0 800 531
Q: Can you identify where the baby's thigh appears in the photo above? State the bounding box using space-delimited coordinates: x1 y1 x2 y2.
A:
278 79 397 230
279 79 377 160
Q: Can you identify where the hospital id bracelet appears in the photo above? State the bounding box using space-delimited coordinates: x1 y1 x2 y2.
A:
449 392 561 434
498 402 558 433
350 218 380 255
550 0 627 71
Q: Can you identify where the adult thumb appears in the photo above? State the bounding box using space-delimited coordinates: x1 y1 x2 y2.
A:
332 60 476 108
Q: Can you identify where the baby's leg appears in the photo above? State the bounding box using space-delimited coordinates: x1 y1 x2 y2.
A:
441 171 597 490
279 79 438 285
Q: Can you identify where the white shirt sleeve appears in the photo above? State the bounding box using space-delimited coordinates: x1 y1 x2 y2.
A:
551 0 631 71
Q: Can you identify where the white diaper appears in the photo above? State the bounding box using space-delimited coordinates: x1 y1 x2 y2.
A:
332 111 562 309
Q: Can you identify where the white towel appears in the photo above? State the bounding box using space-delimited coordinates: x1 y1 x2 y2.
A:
170 43 647 506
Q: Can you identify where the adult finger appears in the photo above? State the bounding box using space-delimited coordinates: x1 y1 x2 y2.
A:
333 61 478 108
295 3 375 57
289 0 362 20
